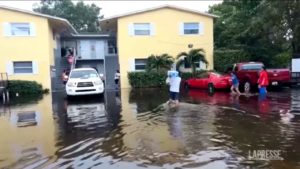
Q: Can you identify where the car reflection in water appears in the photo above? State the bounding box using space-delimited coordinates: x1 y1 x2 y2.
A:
184 89 291 115
66 98 110 130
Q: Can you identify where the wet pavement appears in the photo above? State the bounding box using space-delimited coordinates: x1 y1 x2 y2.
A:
1 88 300 169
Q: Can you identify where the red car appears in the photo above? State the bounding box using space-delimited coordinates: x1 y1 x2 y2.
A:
184 72 232 92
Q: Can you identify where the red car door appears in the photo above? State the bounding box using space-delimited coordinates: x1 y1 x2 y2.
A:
195 73 207 88
201 73 211 88
189 78 197 88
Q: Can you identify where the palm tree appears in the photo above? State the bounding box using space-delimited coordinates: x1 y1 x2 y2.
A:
146 54 175 72
176 48 208 75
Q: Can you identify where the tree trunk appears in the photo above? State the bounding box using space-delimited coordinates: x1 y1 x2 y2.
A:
191 64 196 76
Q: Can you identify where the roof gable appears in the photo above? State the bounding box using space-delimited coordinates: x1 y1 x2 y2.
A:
99 4 219 22
0 5 77 34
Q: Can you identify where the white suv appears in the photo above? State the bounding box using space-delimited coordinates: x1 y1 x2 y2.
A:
66 68 104 96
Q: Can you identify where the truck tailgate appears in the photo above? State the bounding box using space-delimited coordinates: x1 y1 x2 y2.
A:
267 69 290 82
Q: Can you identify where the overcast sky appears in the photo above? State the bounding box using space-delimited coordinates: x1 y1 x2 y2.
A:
0 1 222 17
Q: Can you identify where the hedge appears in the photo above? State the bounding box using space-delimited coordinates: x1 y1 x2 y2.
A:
214 49 250 72
128 70 208 88
7 80 49 95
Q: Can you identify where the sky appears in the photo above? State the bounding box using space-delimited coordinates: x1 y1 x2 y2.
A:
0 1 222 17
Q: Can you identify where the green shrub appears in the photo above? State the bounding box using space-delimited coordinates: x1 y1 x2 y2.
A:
214 49 250 72
128 70 209 88
128 71 167 88
270 52 292 68
8 80 44 95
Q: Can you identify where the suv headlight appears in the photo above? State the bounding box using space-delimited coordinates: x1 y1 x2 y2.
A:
67 82 76 87
94 80 102 85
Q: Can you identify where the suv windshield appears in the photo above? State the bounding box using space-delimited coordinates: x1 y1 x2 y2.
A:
70 70 98 78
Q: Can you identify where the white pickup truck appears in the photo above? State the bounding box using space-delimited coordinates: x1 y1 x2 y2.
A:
66 68 104 97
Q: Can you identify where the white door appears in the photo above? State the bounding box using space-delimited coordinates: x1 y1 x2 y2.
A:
96 41 105 59
80 40 90 59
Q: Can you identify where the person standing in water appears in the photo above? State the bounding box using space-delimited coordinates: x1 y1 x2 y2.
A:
258 66 269 92
169 72 181 106
114 70 120 89
231 72 241 94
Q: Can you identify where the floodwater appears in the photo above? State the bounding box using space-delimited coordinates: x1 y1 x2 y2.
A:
0 88 300 169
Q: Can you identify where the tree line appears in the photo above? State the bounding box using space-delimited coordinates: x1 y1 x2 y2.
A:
207 0 299 69
33 0 103 33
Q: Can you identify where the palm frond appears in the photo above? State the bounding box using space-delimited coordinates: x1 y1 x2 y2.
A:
176 52 188 59
146 53 175 72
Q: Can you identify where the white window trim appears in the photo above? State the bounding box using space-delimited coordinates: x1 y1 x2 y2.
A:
10 111 41 127
6 61 38 75
3 22 35 37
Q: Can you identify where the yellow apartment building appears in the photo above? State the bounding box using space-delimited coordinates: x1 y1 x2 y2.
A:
0 4 218 90
0 5 77 91
100 5 218 88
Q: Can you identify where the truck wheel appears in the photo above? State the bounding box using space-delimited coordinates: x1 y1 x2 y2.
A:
243 80 251 93
207 83 215 93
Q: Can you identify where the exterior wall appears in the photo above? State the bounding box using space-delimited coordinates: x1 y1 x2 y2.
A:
117 8 214 88
48 22 57 66
0 8 52 90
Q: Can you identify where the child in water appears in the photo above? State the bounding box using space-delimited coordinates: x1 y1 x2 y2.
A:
231 72 241 94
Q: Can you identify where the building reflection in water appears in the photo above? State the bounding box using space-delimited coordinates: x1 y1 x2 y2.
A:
0 94 55 169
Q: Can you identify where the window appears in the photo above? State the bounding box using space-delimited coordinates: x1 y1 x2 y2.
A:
135 59 147 70
10 111 40 127
17 111 37 127
196 73 210 79
241 64 263 70
184 58 199 68
11 23 30 36
133 23 150 35
184 23 199 35
13 62 33 74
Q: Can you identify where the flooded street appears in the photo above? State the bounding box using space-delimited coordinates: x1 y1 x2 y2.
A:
1 88 300 169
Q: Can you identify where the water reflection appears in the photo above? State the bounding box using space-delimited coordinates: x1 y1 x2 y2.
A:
0 88 300 168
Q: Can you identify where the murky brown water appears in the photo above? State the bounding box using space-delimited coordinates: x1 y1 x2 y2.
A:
1 88 300 169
